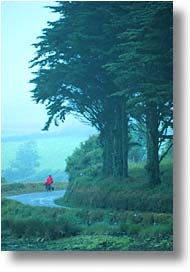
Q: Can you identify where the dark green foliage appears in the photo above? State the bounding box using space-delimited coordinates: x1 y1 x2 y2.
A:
128 124 147 163
60 161 172 213
2 234 173 251
62 134 172 213
103 2 173 184
65 132 147 183
30 1 173 182
139 223 173 239
1 199 81 240
65 135 103 181
1 198 172 251
7 1 173 252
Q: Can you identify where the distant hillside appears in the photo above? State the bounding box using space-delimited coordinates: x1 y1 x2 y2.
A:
2 125 97 143
1 129 97 182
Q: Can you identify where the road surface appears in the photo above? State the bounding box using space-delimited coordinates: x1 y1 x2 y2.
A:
6 190 68 208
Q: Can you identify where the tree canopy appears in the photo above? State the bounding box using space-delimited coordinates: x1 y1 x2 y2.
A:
30 1 173 184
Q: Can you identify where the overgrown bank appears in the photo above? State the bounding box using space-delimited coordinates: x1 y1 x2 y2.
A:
59 163 172 213
1 136 173 251
2 181 68 197
59 136 172 213
1 198 172 251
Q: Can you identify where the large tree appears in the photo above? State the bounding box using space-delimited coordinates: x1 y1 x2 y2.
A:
30 1 130 178
103 2 173 184
30 1 173 184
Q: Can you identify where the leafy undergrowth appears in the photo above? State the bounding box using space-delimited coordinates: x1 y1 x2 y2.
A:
1 234 172 251
2 181 68 196
1 198 173 251
60 161 172 213
1 162 173 251
64 134 172 213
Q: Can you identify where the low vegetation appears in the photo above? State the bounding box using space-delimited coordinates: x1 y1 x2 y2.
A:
2 181 68 197
2 1 173 252
1 137 173 251
62 136 172 213
1 198 172 251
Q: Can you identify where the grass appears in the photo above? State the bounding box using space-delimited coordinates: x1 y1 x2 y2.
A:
1 161 173 251
59 161 173 213
1 196 173 251
2 234 173 251
1 181 68 197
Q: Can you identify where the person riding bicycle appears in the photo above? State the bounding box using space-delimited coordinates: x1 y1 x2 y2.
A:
43 175 53 191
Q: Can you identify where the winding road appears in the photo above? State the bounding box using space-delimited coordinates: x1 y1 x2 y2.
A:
6 190 69 208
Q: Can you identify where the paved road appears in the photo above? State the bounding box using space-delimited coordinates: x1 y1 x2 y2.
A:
6 190 68 208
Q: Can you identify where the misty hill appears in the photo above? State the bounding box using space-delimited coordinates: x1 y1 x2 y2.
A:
2 126 98 183
2 124 97 143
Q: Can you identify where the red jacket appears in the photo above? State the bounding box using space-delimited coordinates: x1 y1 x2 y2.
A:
44 176 53 185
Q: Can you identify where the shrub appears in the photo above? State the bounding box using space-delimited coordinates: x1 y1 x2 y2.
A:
63 132 173 213
88 210 105 223
63 177 172 213
139 223 173 239
24 217 45 237
1 199 82 240
142 213 154 225
119 222 142 236
153 213 172 224
9 218 28 238
130 213 143 224
55 213 82 237
84 222 121 236
65 135 103 183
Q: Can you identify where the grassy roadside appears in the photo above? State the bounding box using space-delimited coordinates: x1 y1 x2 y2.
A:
1 197 173 251
1 162 173 251
1 181 68 197
58 161 173 213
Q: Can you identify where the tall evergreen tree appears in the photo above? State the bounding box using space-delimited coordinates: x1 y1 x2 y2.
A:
30 1 173 184
30 1 130 178
104 2 173 184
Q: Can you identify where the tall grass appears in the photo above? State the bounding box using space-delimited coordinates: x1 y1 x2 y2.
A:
1 198 173 250
61 161 173 213
2 181 68 196
1 199 81 240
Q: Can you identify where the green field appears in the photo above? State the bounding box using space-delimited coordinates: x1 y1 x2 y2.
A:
1 148 173 251
1 135 88 172
1 183 173 251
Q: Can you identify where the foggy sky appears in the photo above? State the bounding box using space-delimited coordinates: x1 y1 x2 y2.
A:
1 1 96 137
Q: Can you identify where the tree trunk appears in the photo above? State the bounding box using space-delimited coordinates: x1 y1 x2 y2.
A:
112 106 122 177
101 98 129 178
102 126 113 176
146 102 161 185
121 101 129 177
111 99 129 178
